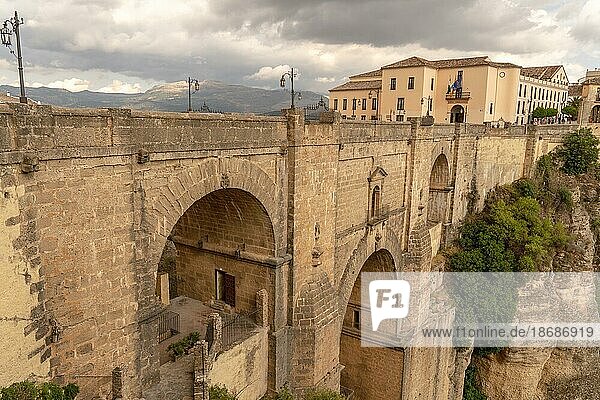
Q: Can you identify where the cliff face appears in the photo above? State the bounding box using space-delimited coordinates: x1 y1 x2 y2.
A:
476 169 600 400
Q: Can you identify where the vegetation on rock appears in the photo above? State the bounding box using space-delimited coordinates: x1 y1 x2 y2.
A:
0 381 79 400
555 128 599 175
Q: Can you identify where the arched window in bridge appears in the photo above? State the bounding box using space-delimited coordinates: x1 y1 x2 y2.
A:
371 185 381 219
368 166 388 222
591 105 600 123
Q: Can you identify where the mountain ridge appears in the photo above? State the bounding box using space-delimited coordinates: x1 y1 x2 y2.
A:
0 80 328 115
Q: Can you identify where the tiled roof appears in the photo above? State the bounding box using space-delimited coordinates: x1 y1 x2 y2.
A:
329 80 382 92
569 84 582 97
583 77 600 85
382 56 520 70
349 69 382 79
521 66 563 81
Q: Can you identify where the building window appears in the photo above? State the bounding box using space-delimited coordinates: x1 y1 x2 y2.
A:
343 98 347 110
431 78 434 91
333 99 338 110
390 78 396 90
457 70 463 81
519 84 522 97
408 76 415 90
352 309 360 329
489 102 494 114
534 87 537 99
371 97 377 110
397 115 404 122
524 85 527 97
361 115 366 120
216 270 236 307
371 186 381 219
362 98 367 110
352 98 357 111
517 101 521 114
397 97 405 111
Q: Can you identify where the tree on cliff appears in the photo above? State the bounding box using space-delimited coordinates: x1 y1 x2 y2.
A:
556 128 599 175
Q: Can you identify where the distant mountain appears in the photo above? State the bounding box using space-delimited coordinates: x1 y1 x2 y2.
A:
0 81 328 115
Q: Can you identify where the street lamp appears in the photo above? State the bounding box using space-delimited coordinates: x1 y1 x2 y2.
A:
420 96 433 116
187 77 201 112
280 67 301 109
368 89 380 121
1 11 26 104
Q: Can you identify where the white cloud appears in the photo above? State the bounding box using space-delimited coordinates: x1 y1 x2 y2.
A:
46 78 90 92
316 77 335 83
97 79 143 93
245 65 291 81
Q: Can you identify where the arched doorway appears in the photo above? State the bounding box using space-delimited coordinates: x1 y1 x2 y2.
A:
450 105 465 123
591 105 600 123
154 188 276 393
339 249 403 400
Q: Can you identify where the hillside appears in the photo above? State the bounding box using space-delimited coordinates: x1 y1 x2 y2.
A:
0 80 327 115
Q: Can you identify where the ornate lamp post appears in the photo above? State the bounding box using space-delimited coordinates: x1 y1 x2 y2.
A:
187 77 201 112
1 11 27 104
368 89 380 121
280 67 301 109
420 96 433 116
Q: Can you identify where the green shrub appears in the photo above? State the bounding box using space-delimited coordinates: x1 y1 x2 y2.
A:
168 331 201 357
463 365 487 400
556 128 599 175
274 387 295 400
557 187 573 210
0 381 79 400
562 105 578 119
209 385 236 400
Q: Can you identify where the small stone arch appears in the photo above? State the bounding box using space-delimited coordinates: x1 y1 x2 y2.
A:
145 157 282 271
337 229 403 313
428 154 450 223
450 105 465 123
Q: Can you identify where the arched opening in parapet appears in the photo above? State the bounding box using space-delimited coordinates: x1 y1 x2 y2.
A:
339 249 404 400
450 105 465 123
154 188 275 369
591 105 600 123
428 154 450 224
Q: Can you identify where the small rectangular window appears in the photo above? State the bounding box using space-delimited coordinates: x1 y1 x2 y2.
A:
490 102 494 114
342 98 347 110
408 77 415 90
430 78 434 91
371 98 377 110
352 98 357 110
352 309 360 329
524 85 527 97
390 78 397 90
397 97 405 110
519 84 522 97
362 98 367 110
361 115 366 120
333 99 338 110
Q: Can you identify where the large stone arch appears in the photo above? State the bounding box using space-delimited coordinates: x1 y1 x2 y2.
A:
337 228 403 316
145 157 283 272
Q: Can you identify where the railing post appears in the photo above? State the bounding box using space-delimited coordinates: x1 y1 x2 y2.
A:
207 313 222 353
193 340 210 400
255 289 269 328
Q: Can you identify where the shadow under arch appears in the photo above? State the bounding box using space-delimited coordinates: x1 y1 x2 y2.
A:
145 157 283 271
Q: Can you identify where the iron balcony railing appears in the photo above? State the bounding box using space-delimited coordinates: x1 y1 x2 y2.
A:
158 310 180 342
446 91 471 100
221 310 259 349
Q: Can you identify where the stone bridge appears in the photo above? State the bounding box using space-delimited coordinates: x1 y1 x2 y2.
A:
0 103 574 399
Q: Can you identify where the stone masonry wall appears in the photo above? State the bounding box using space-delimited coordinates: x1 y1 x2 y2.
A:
0 103 580 398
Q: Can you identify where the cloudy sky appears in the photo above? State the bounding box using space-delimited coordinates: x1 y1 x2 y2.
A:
0 0 597 94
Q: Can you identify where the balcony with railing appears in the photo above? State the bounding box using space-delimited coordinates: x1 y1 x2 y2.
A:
446 91 471 101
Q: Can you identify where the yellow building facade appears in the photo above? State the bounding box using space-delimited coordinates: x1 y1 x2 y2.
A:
330 56 568 125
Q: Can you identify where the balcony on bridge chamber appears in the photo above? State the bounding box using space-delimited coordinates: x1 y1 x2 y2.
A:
446 91 471 101
367 204 391 226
